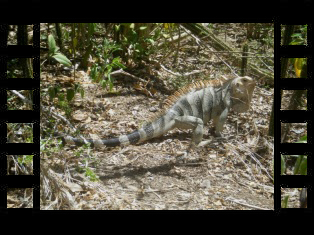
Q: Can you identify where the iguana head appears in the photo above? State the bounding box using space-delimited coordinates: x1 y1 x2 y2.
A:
231 76 256 113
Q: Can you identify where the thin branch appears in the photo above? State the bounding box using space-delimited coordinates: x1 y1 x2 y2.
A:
225 196 270 210
9 90 33 106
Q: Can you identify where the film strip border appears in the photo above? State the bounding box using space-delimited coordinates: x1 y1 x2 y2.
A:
277 23 312 213
0 23 310 212
0 24 40 213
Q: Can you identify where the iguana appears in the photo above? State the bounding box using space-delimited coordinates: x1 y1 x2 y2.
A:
56 76 256 149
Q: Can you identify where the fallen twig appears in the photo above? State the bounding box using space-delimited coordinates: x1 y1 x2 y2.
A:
225 196 270 210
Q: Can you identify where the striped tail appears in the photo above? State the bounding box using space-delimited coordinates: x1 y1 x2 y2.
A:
55 113 176 148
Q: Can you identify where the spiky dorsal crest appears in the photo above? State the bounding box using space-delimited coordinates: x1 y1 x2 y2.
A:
146 76 233 123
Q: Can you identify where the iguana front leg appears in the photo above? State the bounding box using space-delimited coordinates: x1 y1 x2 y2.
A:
174 115 213 162
212 107 230 137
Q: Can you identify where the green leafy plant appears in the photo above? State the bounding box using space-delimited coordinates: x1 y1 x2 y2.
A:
117 23 163 63
281 154 286 175
48 34 72 67
293 155 307 175
40 137 62 156
43 34 77 116
90 38 125 91
281 154 307 175
46 83 84 118
17 155 33 165
282 195 289 208
59 100 72 118
263 84 270 90
296 134 307 143
290 25 307 45
85 167 99 182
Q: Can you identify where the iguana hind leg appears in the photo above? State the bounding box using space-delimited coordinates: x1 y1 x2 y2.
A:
174 115 204 146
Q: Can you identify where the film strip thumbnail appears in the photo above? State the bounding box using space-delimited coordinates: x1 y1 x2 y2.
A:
0 24 39 212
278 23 312 211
